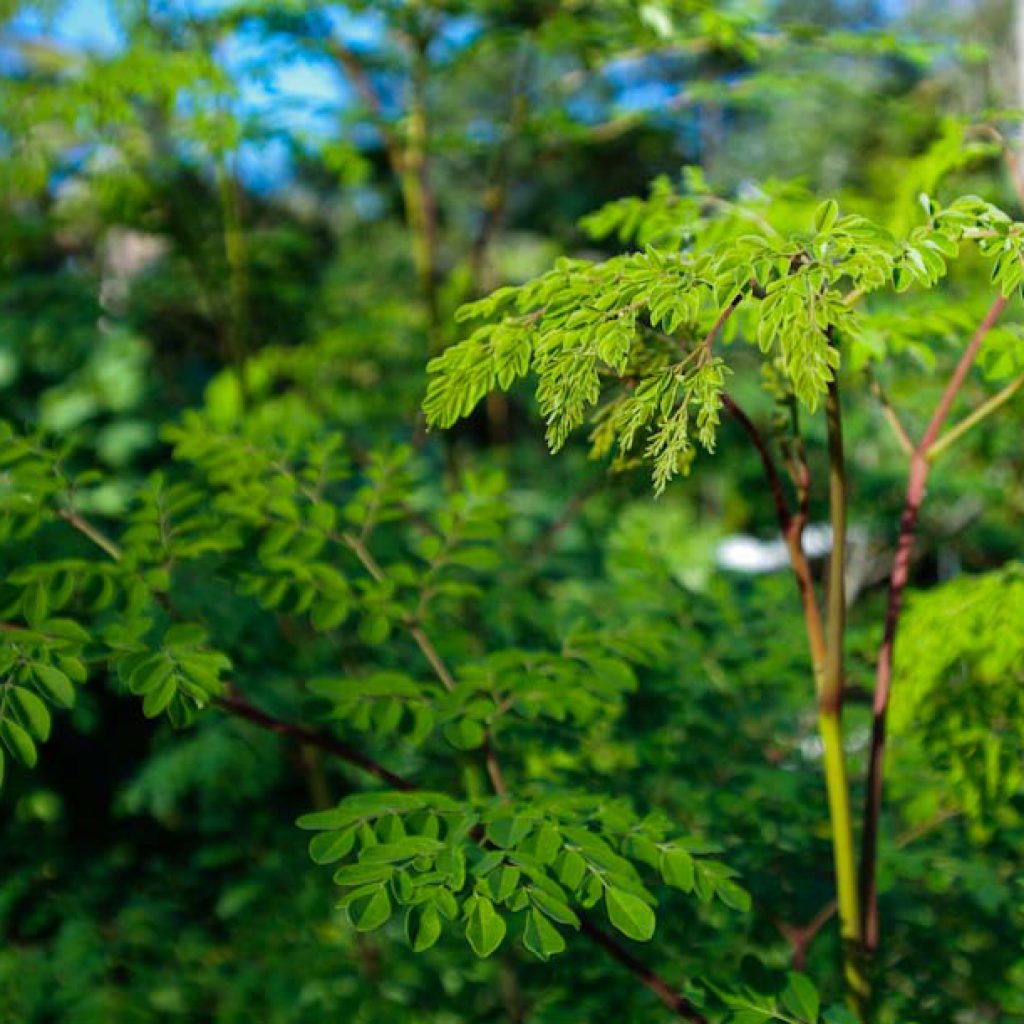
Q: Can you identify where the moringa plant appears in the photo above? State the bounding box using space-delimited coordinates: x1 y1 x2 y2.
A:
2 176 1024 1022
424 171 1024 1019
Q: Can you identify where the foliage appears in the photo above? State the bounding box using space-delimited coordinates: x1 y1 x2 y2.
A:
2 1 1024 1022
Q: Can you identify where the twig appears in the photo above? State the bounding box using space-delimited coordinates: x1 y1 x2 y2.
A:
482 733 509 799
821 370 867 1011
927 371 1024 461
865 369 915 458
216 691 707 1021
342 531 457 692
725 391 867 1008
217 693 415 791
59 508 124 562
577 914 709 1023
720 395 792 532
699 291 744 361
776 900 838 973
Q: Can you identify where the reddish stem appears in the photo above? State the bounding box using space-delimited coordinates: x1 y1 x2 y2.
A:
859 293 1008 950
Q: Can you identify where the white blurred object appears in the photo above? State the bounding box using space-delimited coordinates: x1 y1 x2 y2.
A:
716 523 833 573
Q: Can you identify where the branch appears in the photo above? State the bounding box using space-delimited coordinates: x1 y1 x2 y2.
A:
577 915 709 1023
59 508 124 562
217 693 416 791
865 369 914 458
700 291 745 361
823 371 848 714
821 370 867 1010
927 370 1024 461
859 292 1008 953
721 395 823 666
467 39 533 294
215 691 706 1021
724 391 869 1007
342 531 457 692
776 900 837 973
482 732 510 799
720 394 791 532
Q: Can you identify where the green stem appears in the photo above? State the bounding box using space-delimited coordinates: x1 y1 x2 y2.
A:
926 371 1024 462
822 373 868 1017
725 392 865 1014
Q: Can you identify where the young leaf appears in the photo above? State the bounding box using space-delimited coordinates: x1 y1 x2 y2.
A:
12 686 51 741
0 719 37 768
605 887 656 941
782 972 820 1022
522 908 566 960
349 887 392 932
465 896 506 957
33 664 75 708
407 903 442 952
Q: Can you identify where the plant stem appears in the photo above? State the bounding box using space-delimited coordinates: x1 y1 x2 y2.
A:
859 293 1008 954
927 371 1024 461
217 690 708 1021
822 373 868 1013
217 693 416 790
726 390 865 1013
59 509 124 562
865 369 914 458
823 373 848 715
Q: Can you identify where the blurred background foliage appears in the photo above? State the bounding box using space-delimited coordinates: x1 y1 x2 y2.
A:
0 1 1023 1022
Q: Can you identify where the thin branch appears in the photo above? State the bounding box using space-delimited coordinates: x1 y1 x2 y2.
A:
823 372 848 714
821 370 867 1011
927 370 1024 461
720 394 792 531
577 915 709 1023
784 803 962 970
407 621 457 692
725 391 869 1008
342 531 457 692
59 508 124 562
467 38 533 293
482 733 509 799
776 900 838 973
327 32 441 352
700 291 745 361
859 292 1009 953
217 693 416 791
865 369 914 458
216 691 705 1021
325 39 404 175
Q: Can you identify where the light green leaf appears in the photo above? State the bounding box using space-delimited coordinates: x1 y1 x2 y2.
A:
349 887 392 931
660 848 695 891
12 686 50 741
465 896 506 957
407 903 442 952
813 199 839 233
782 972 820 1022
309 828 357 865
605 887 655 941
523 908 566 960
0 719 37 768
33 664 74 708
